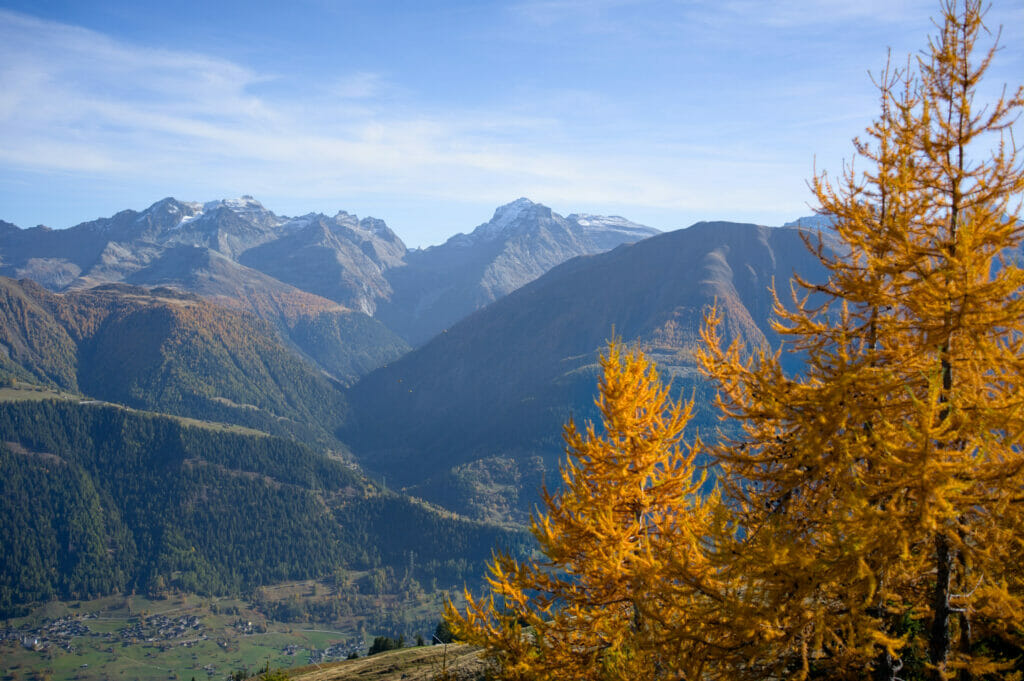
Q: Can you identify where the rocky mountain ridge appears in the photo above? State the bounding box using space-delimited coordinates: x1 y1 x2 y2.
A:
0 196 411 383
376 198 659 343
0 196 659 352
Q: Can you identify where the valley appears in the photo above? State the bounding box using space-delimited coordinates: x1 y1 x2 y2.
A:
4 2 1021 677
0 579 464 681
0 195 839 679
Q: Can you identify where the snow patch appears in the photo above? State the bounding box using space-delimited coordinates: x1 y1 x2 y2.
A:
568 214 657 237
281 216 312 230
174 211 204 229
204 195 265 213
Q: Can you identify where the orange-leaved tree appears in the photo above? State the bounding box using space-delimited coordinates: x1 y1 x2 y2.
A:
445 342 726 680
699 1 1024 679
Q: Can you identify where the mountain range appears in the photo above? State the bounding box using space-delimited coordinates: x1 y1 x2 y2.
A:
0 196 658 372
0 194 840 614
375 198 659 344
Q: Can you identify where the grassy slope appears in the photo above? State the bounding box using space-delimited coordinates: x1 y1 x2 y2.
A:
282 644 484 681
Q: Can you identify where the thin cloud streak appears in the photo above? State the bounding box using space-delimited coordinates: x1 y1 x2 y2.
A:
0 7 782 225
1 3 1020 245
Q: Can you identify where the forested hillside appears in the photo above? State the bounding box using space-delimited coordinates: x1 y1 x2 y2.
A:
0 278 349 444
0 400 529 618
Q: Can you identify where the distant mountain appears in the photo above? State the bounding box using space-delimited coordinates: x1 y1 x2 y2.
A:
0 196 653 368
344 221 832 522
0 197 408 383
783 214 835 231
239 211 406 316
377 198 660 344
0 278 350 445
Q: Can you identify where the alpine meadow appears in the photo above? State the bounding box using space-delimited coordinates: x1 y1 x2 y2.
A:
447 2 1024 680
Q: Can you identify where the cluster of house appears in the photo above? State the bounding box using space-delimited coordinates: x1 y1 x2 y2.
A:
2 612 208 655
118 613 206 646
304 640 361 665
232 619 260 635
3 615 91 653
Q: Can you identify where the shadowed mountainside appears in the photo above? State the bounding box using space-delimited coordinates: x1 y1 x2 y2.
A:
344 222 833 521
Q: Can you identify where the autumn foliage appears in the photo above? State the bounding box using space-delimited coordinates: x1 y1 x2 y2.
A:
445 342 723 679
448 1 1023 679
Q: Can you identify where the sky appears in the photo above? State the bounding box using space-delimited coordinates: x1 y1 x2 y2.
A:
0 1 1021 247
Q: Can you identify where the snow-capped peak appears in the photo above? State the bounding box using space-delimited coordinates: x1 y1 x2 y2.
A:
492 197 536 224
203 195 266 214
133 198 203 230
137 197 185 219
474 198 550 240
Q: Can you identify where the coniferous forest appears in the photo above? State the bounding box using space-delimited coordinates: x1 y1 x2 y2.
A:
0 400 529 618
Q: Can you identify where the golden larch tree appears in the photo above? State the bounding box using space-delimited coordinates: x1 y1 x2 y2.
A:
699 1 1024 679
446 3 1021 680
446 342 726 680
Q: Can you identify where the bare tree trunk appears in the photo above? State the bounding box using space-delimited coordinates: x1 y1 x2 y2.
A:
872 648 899 681
930 533 953 679
957 548 972 681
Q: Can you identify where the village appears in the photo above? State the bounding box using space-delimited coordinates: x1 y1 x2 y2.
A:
3 615 92 654
1 612 207 654
1 610 363 674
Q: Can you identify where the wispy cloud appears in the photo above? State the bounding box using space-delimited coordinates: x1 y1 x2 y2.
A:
330 72 388 100
0 8 770 223
2 3 1018 244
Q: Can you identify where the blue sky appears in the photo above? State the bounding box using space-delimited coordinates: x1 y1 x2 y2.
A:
0 1 1021 247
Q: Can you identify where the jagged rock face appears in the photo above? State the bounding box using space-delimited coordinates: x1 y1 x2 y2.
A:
1 196 659 349
239 212 406 316
0 196 408 306
376 198 659 344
